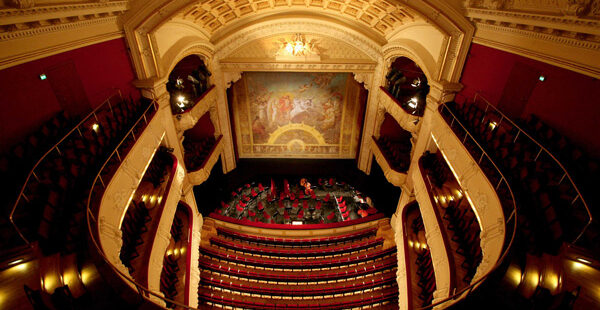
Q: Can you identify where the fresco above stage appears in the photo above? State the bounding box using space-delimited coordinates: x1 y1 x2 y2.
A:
231 72 366 158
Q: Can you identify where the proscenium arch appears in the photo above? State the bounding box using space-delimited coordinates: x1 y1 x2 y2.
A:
123 0 473 82
212 17 383 63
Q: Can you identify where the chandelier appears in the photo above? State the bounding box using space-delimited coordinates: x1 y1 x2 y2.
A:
283 33 312 56
276 33 320 61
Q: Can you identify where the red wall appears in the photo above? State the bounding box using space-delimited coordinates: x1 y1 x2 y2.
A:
379 113 410 140
0 38 140 152
457 43 600 157
185 112 215 141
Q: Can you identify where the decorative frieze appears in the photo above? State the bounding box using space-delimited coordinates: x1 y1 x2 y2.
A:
219 62 377 73
8 0 34 9
465 0 600 77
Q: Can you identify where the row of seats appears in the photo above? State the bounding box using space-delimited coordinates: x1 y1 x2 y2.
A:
523 114 598 204
215 226 378 247
209 235 384 257
160 255 180 308
415 249 436 307
442 101 594 254
376 135 412 172
199 286 399 310
201 272 397 297
199 218 397 309
120 201 151 273
200 246 396 270
199 256 397 282
145 148 174 188
120 149 174 276
1 111 72 196
12 97 152 253
182 136 216 171
421 152 482 285
170 215 184 242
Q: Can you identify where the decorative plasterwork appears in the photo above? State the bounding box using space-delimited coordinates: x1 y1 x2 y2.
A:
147 161 185 299
0 1 127 37
378 87 422 137
411 166 452 303
177 0 416 38
352 72 373 91
219 62 377 73
370 138 407 188
430 109 507 288
173 86 218 134
220 70 241 89
213 19 382 63
97 107 166 291
465 1 600 77
0 1 128 69
8 0 34 9
187 138 223 185
223 33 372 62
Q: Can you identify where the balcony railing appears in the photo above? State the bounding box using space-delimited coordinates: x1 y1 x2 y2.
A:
84 100 200 309
471 93 592 245
9 91 126 246
413 102 518 309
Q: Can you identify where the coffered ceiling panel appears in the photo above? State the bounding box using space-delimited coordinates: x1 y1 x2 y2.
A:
177 0 416 38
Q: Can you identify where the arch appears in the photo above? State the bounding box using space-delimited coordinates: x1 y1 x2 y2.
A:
212 17 383 63
383 42 437 84
159 38 214 83
122 0 473 82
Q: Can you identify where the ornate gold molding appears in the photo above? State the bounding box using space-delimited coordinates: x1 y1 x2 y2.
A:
465 1 600 78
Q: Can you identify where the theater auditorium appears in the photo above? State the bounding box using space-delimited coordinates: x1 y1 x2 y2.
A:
0 0 599 309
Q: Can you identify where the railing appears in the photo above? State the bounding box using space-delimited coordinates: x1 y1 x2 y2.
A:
414 102 518 309
380 86 424 117
174 85 215 115
372 136 409 173
188 135 222 173
9 90 124 246
84 99 201 309
472 93 592 245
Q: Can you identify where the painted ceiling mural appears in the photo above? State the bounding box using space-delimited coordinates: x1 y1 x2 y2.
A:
231 72 365 158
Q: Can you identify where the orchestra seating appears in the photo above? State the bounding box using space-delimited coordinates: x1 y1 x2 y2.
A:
375 134 412 172
198 218 399 309
421 152 482 285
8 97 153 254
441 101 597 254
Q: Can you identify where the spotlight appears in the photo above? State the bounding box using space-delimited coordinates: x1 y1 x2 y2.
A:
39 74 47 80
407 97 418 109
